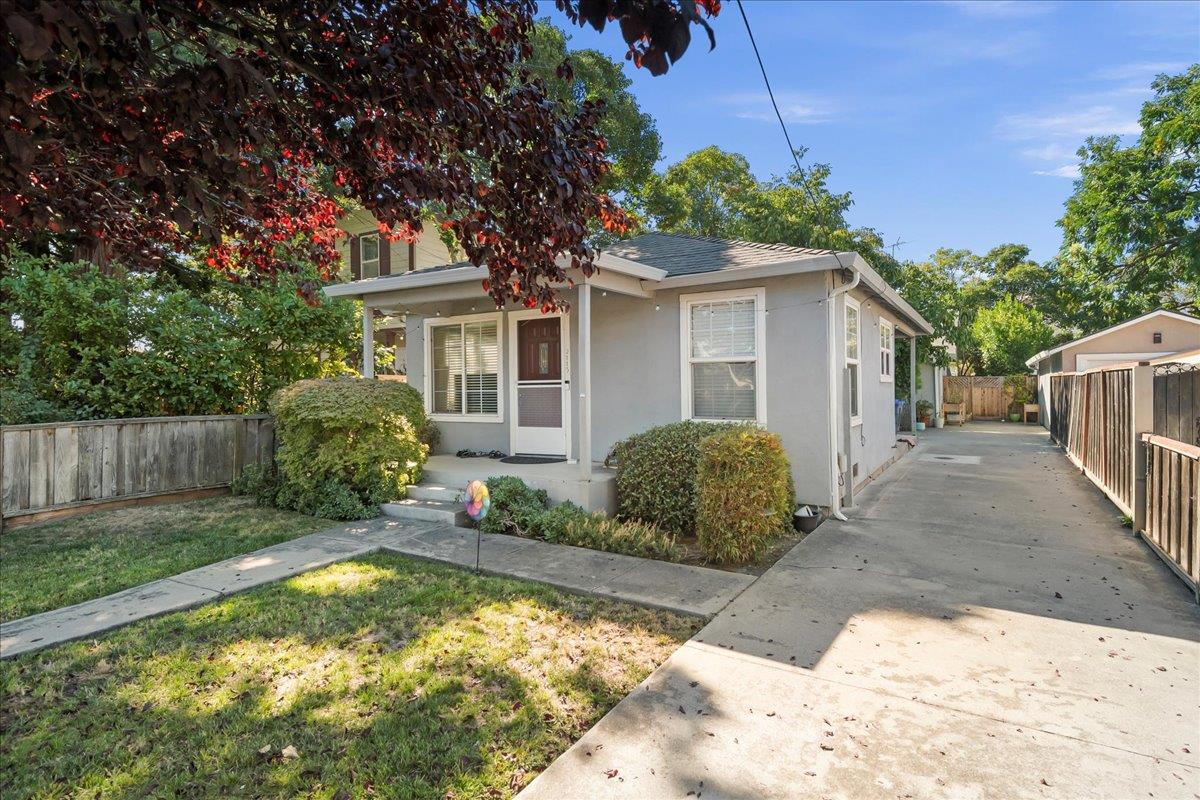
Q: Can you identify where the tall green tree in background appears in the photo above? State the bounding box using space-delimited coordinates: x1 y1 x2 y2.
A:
971 296 1056 375
528 22 663 205
1057 65 1200 331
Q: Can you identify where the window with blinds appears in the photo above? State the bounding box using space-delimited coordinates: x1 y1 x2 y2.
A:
430 319 499 417
682 290 764 422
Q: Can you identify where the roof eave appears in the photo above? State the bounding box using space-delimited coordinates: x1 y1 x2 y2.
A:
321 252 666 301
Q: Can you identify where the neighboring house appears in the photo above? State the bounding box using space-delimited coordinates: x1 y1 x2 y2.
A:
325 233 933 516
337 209 460 374
1026 309 1200 429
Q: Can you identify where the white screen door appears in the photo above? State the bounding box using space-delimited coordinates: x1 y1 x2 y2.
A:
513 316 568 455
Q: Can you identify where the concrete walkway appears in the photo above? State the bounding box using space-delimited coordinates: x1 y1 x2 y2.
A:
0 520 753 659
521 423 1200 799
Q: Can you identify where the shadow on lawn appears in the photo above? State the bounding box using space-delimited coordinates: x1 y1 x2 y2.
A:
0 556 695 800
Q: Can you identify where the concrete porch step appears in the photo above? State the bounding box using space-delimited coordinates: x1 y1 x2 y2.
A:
406 484 462 503
381 498 468 527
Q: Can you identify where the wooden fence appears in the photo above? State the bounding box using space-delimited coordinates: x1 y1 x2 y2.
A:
943 375 1037 420
1142 434 1199 594
1048 367 1134 514
1154 362 1200 445
1 415 273 526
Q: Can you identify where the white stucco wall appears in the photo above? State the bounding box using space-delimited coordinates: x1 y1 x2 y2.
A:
400 270 912 509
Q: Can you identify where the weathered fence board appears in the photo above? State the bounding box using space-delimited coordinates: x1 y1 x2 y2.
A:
1 415 273 522
1142 434 1199 596
1154 363 1200 446
1049 367 1134 515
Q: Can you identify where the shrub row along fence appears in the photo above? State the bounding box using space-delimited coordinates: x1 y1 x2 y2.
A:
1049 363 1197 598
1 415 273 527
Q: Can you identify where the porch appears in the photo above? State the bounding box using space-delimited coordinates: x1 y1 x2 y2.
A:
420 454 617 513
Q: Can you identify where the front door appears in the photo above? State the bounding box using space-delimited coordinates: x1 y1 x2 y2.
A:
513 315 568 455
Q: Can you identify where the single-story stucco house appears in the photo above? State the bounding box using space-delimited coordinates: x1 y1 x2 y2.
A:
1027 309 1200 430
324 232 933 519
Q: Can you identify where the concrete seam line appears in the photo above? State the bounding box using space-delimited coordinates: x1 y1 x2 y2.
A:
679 640 1197 769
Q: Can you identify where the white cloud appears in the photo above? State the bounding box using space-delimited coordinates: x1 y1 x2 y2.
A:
720 92 837 124
943 0 1056 18
1033 165 1081 178
1092 61 1190 82
1019 142 1079 161
997 105 1140 141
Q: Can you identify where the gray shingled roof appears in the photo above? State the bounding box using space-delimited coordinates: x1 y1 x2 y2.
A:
603 232 833 276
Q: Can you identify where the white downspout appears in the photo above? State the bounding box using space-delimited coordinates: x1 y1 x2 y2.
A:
826 265 859 521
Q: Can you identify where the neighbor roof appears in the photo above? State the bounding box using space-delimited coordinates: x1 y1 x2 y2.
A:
1024 309 1200 368
604 232 833 277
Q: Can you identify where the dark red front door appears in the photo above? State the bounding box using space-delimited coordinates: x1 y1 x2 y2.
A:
518 318 562 381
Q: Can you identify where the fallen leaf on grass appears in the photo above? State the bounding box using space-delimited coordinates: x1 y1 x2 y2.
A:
281 745 299 760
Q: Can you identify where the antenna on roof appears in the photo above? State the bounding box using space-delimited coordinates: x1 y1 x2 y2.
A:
888 236 908 258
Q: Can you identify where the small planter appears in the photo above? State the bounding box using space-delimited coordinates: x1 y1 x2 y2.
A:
934 414 945 429
1008 412 1020 422
793 506 823 534
915 421 926 431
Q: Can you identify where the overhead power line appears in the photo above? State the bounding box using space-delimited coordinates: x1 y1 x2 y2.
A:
735 0 848 268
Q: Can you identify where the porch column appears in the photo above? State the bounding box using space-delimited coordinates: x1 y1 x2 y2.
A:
578 282 592 479
362 302 375 380
908 334 917 432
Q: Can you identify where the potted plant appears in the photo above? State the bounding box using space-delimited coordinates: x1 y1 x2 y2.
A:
1004 374 1033 423
916 399 933 425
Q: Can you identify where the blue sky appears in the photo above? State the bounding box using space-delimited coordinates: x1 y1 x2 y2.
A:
540 0 1199 263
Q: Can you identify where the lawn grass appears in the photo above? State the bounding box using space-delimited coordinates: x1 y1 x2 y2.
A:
0 496 333 622
0 555 697 799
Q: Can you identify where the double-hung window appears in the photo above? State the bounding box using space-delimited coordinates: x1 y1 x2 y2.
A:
880 319 894 382
427 314 501 420
681 288 766 423
359 234 381 279
846 297 862 425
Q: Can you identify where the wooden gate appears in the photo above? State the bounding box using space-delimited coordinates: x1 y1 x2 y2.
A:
943 375 1036 421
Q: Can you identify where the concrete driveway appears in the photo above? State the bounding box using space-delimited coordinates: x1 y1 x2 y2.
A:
520 423 1200 799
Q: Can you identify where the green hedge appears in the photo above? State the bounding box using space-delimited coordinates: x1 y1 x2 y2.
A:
610 421 731 536
695 426 795 564
479 477 678 561
266 378 429 519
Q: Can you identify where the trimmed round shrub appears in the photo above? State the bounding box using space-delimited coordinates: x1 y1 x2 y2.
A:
695 425 795 564
270 378 428 520
611 421 731 535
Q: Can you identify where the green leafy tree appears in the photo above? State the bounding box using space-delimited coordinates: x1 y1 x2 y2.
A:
1057 65 1200 330
528 22 663 203
971 295 1056 375
2 251 357 422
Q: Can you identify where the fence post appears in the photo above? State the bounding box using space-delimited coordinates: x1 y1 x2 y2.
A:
1132 362 1154 532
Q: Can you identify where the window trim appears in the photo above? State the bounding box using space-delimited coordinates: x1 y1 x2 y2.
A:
359 233 381 279
846 296 862 427
879 318 894 383
423 311 504 424
679 287 767 425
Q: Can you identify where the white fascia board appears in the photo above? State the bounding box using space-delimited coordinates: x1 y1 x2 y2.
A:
322 251 665 301
1026 309 1200 367
849 253 935 337
322 265 486 299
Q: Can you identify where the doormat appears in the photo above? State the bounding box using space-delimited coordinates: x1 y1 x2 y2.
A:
499 455 567 465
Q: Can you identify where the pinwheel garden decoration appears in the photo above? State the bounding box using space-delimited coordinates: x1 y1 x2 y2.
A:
464 479 490 521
